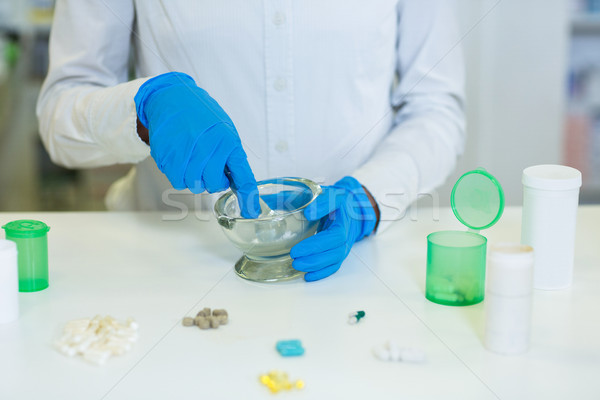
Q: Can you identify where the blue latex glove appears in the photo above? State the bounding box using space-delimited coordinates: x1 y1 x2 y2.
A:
290 177 378 282
134 72 260 218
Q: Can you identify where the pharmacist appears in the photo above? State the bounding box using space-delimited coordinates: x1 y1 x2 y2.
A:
37 1 465 281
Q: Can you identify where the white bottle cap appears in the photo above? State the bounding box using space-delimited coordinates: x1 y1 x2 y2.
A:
487 243 534 297
0 239 19 324
522 165 582 191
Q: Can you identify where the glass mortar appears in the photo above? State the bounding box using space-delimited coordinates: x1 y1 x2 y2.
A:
214 177 322 282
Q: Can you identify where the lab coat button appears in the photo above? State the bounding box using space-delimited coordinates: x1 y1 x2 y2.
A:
273 78 287 91
275 141 288 153
272 12 286 26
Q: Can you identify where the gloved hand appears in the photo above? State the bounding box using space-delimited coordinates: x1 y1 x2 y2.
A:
134 72 260 218
290 176 378 282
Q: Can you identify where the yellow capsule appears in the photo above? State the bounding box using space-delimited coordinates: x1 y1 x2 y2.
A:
269 370 284 380
268 382 281 393
260 370 304 393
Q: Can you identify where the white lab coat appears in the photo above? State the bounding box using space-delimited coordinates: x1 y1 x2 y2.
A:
37 0 465 231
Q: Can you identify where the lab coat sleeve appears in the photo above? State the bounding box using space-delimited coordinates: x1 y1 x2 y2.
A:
36 0 150 169
352 0 466 232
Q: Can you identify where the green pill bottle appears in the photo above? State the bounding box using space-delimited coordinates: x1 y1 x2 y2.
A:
2 220 50 292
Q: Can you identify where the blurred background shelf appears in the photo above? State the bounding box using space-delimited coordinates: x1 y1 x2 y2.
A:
0 0 132 212
572 13 600 33
565 2 600 203
1 0 599 212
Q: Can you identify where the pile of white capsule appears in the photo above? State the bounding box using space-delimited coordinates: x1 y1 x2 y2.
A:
54 315 139 365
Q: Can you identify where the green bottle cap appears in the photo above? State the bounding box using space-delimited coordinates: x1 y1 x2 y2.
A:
2 220 50 238
450 169 504 231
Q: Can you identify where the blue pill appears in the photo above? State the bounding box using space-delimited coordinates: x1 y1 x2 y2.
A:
276 340 305 357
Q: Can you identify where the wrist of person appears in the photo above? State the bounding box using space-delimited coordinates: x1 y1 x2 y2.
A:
137 117 149 145
361 185 381 234
333 177 379 240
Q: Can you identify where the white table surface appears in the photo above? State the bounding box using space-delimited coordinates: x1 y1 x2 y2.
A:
0 207 599 400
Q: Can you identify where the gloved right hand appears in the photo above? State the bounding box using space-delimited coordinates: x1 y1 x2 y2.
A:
134 72 260 218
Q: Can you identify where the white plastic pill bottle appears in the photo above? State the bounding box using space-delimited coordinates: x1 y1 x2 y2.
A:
521 165 581 290
0 239 19 324
484 243 534 355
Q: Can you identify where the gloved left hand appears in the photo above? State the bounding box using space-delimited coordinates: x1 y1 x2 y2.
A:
134 72 260 218
290 176 378 282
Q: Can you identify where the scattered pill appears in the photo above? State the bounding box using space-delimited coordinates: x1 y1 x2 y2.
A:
197 307 211 317
54 315 138 365
83 348 111 365
387 340 400 361
259 370 304 394
372 345 391 362
373 340 426 364
183 308 228 330
399 347 427 363
196 317 210 330
348 310 366 324
276 340 305 357
209 316 220 329
212 309 227 317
